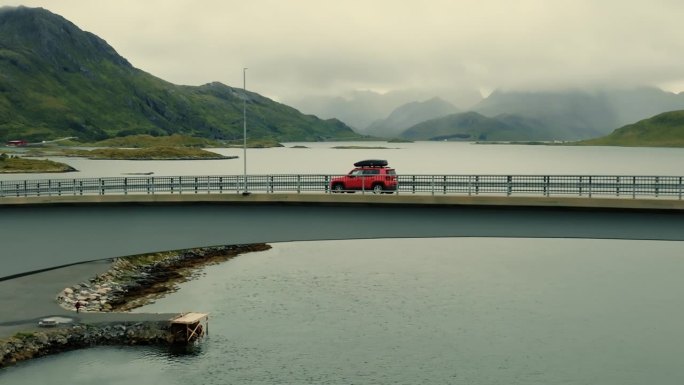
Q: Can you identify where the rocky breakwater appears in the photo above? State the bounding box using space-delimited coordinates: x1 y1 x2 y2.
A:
57 244 271 312
1 321 173 368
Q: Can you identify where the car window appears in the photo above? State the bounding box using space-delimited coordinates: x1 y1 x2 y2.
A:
349 169 364 176
387 169 396 175
364 170 380 175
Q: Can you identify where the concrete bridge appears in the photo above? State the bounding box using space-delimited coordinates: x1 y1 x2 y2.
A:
1 193 683 281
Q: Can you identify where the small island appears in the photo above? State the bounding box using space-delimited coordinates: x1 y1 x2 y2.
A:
331 145 395 149
0 154 76 173
60 146 234 160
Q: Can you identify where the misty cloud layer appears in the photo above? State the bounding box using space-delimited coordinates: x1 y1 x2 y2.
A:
6 0 684 106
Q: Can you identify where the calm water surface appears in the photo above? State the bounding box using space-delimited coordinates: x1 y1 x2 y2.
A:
1 141 684 180
2 238 684 384
1 143 683 384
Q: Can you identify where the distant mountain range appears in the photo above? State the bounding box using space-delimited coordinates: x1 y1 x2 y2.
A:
288 88 482 130
391 88 684 142
364 97 459 139
579 110 684 147
4 7 683 145
471 88 684 140
401 111 550 141
0 6 359 143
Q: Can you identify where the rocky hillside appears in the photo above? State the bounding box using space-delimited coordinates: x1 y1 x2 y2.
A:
0 6 359 143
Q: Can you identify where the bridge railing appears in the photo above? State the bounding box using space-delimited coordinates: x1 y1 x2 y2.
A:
1 174 682 199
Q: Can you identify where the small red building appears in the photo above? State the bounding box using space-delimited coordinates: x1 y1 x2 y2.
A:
6 140 28 146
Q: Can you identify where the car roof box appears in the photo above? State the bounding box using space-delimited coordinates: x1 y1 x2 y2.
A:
353 159 388 167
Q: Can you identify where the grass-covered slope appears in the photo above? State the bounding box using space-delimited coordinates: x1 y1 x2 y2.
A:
579 110 684 147
0 6 359 143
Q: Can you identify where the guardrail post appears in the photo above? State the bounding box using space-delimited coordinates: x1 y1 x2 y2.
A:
616 176 620 197
57 181 62 196
506 175 512 196
443 176 447 194
431 175 435 196
178 177 182 195
297 175 302 194
15 183 19 197
412 176 416 194
24 180 27 197
73 179 76 196
632 177 636 199
268 176 274 193
475 176 480 195
124 178 128 195
655 176 659 197
679 177 682 200
325 175 330 194
36 182 40 197
544 176 549 197
0 181 3 198
100 178 104 195
47 180 51 197
194 177 198 194
588 176 592 198
79 181 83 196
146 178 151 195
219 177 223 194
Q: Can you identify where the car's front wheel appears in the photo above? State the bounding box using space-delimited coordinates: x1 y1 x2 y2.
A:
372 183 384 194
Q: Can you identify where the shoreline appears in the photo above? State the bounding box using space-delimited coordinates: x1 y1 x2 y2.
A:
56 244 271 313
0 243 271 369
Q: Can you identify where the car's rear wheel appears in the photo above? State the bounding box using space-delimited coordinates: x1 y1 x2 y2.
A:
372 183 384 194
332 183 344 193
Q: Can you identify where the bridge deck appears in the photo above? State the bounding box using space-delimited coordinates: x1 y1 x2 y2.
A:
2 193 683 281
1 193 683 211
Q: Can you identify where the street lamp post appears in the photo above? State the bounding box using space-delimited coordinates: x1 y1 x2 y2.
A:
242 67 249 195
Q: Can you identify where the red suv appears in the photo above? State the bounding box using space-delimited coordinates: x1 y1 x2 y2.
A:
330 160 398 194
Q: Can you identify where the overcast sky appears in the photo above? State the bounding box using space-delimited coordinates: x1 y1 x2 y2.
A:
5 0 684 103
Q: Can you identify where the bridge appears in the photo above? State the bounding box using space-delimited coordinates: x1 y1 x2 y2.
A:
1 174 683 280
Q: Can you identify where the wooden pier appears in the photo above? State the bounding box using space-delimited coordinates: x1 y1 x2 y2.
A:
170 312 209 343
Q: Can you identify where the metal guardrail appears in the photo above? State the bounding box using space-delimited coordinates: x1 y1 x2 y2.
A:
0 175 682 199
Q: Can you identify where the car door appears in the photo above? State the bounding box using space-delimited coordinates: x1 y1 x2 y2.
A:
346 169 364 190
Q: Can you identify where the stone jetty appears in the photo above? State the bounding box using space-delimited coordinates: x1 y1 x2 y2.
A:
1 321 173 367
0 243 271 369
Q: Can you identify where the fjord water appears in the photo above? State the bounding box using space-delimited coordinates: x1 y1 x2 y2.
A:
3 239 684 384
2 141 684 179
2 142 684 384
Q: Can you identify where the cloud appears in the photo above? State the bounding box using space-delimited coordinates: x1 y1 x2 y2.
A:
5 0 684 100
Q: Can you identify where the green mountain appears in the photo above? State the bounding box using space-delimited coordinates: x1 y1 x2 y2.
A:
401 111 551 141
579 110 684 147
0 6 359 143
